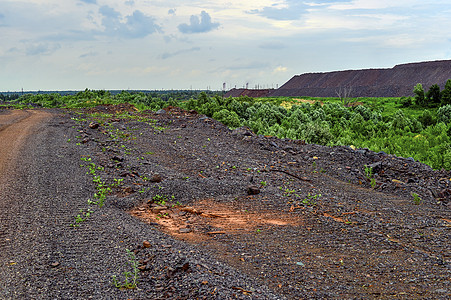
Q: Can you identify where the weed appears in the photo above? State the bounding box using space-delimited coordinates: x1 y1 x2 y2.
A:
301 193 321 206
370 178 376 189
260 181 267 186
112 249 139 289
412 192 422 205
364 165 373 180
70 208 93 227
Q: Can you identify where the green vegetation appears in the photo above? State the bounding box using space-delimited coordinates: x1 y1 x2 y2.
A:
7 82 451 170
179 88 451 170
411 192 422 205
112 249 139 289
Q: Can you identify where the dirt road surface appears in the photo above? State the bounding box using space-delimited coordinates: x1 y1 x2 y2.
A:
0 106 449 299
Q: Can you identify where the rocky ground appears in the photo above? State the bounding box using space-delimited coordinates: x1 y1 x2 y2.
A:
0 104 450 299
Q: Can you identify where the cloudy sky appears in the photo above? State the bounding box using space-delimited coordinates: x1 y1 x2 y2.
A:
1 0 450 91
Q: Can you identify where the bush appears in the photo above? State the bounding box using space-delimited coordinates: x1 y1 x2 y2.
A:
437 104 451 124
212 109 241 128
418 110 436 127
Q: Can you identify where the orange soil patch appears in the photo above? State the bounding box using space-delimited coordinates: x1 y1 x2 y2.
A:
130 198 303 243
292 98 323 105
281 98 324 109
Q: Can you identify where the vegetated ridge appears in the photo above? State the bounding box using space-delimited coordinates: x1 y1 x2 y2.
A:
227 60 451 98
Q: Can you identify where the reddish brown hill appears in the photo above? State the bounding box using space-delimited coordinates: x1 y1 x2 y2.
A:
224 88 274 98
269 60 451 98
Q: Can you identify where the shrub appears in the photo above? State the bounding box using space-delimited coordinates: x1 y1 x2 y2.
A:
437 105 451 124
212 109 241 128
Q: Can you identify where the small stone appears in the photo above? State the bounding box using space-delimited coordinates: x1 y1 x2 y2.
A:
435 289 448 293
151 206 167 213
247 185 260 195
150 174 162 183
88 122 99 129
143 240 151 248
179 228 191 233
50 262 60 268
156 109 166 115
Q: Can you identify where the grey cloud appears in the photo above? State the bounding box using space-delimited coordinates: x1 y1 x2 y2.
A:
249 0 352 20
178 11 219 34
259 42 286 50
168 8 176 15
125 1 135 6
98 6 162 38
160 47 201 59
26 43 61 56
248 1 308 20
227 61 270 70
79 51 98 58
79 0 97 4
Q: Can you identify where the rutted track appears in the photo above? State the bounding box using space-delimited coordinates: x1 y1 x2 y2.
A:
0 109 281 299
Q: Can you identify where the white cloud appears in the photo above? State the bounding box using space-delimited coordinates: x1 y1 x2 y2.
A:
0 0 450 90
273 66 288 74
178 11 220 34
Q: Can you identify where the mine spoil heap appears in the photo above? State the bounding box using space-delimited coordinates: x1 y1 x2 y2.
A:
269 60 451 98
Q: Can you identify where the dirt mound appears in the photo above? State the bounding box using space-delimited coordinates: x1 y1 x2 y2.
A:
68 106 449 299
269 60 451 97
85 103 138 114
224 88 274 98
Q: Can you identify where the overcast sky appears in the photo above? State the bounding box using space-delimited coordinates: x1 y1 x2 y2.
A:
1 0 450 91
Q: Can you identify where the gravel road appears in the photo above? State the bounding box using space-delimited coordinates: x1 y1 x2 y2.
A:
1 106 450 299
0 109 280 299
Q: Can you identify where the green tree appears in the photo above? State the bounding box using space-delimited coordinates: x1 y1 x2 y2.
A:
437 104 451 124
426 84 441 107
212 109 241 128
441 79 451 106
413 83 425 106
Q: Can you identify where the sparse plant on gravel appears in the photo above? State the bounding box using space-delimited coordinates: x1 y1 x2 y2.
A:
364 165 377 188
260 181 267 186
364 165 373 180
152 194 175 206
412 192 422 205
70 208 93 227
301 193 321 206
112 178 124 187
112 249 139 289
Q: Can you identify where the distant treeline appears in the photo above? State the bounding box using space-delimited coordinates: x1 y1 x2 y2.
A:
0 89 221 103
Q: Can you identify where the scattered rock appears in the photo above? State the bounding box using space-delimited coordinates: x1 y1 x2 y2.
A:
150 174 162 183
88 122 99 129
179 228 192 234
156 109 166 115
143 240 151 248
232 126 255 137
247 185 261 195
111 155 124 162
50 262 60 268
366 161 382 173
151 206 167 213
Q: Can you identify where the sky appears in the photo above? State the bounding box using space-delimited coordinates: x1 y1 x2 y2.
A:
0 0 450 91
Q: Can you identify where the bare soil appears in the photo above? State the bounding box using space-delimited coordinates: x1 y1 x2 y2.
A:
0 105 449 299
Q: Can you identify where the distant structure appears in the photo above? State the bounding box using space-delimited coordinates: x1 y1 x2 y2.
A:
268 60 451 98
224 88 274 98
